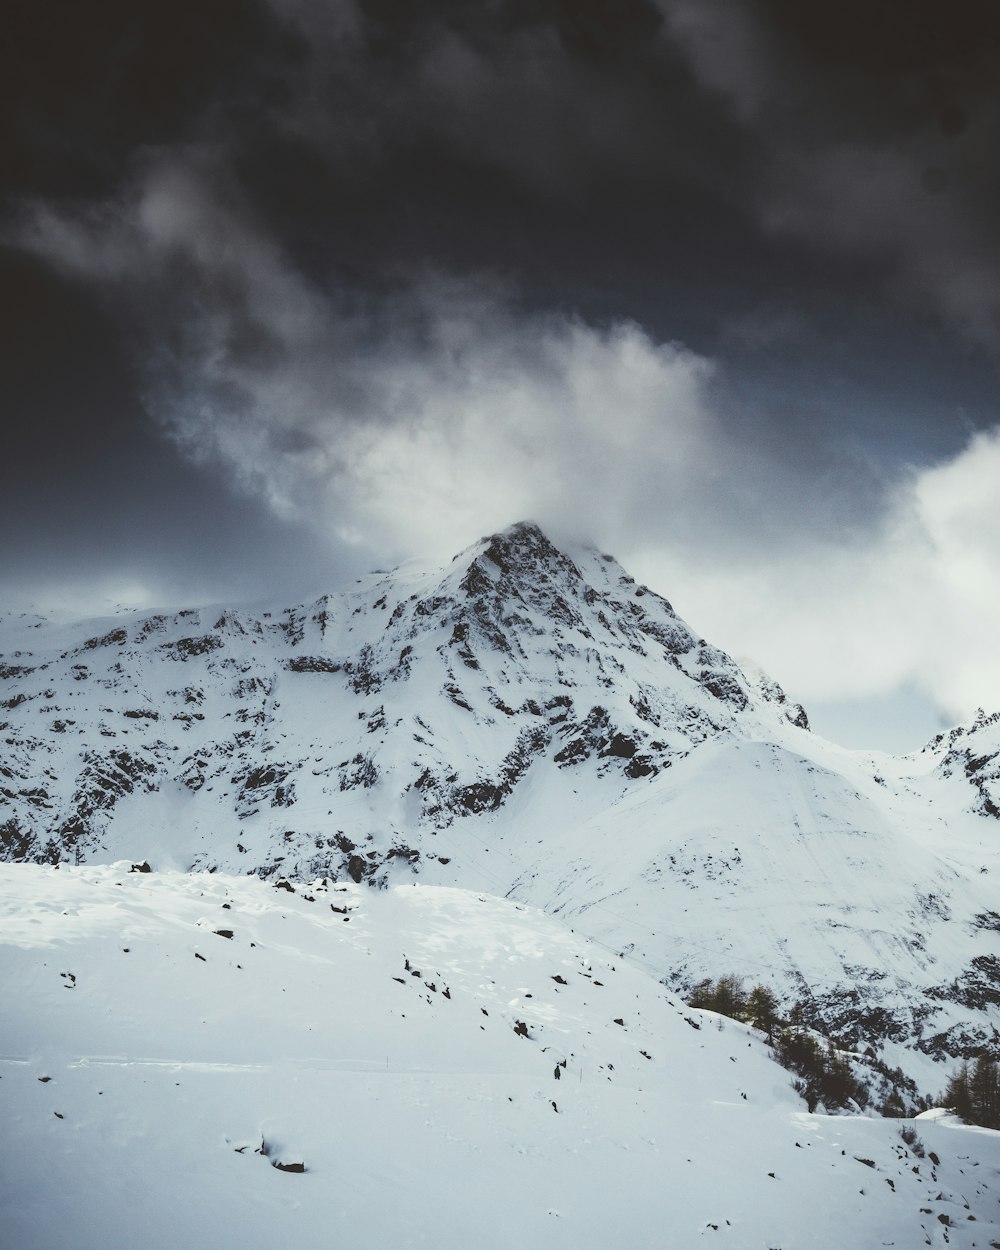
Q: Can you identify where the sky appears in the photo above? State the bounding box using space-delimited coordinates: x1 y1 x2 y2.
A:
4 0 1000 751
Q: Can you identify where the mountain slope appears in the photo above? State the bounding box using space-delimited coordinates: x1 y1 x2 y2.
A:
3 862 998 1250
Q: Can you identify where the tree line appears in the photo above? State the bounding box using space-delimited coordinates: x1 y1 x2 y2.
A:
688 975 885 1114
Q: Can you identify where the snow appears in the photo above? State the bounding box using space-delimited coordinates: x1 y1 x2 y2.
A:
4 862 1000 1249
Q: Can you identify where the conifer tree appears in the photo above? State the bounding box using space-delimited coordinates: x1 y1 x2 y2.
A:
944 1061 972 1121
744 985 778 1037
971 1057 1000 1129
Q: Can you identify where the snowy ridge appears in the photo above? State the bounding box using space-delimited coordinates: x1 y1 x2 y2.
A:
925 709 1000 819
3 521 1000 1085
3 862 999 1250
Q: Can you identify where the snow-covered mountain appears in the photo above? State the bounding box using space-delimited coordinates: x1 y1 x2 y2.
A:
3 861 998 1250
0 521 808 874
3 521 1000 1088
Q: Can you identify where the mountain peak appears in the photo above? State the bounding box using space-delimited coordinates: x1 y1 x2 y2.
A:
457 521 585 609
486 518 549 546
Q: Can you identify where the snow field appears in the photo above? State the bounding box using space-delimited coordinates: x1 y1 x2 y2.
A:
3 864 1000 1249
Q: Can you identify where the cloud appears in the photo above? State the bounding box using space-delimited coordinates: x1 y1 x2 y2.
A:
659 0 1000 352
758 139 1000 350
629 426 1000 726
661 0 774 120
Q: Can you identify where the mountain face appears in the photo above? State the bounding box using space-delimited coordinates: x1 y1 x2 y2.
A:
2 520 1000 1089
0 521 807 877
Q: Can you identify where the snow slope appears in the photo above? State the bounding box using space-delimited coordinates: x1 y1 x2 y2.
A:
3 521 1000 1083
3 862 999 1250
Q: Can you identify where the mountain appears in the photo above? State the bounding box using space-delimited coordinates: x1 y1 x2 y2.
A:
0 520 808 877
3 860 998 1250
3 520 1000 1091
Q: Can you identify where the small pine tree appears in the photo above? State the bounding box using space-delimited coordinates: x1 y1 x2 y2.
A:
744 985 779 1037
943 1061 972 1121
687 975 747 1021
822 1044 859 1110
878 1088 907 1118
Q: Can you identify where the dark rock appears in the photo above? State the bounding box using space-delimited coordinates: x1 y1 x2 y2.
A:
346 855 368 883
604 734 637 759
159 635 223 660
285 656 341 674
697 671 749 710
82 627 128 651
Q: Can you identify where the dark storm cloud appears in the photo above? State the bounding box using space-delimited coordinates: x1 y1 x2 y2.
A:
667 0 1000 347
9 0 1000 342
1 0 304 198
10 140 884 571
13 0 999 376
6 0 1000 728
0 240 349 615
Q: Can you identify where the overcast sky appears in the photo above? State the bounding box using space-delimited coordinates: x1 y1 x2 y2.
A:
4 0 1000 751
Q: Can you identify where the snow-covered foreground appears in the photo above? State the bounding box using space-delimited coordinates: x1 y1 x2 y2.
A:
3 864 999 1249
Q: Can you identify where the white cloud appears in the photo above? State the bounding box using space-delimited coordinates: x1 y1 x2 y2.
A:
629 428 1000 726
